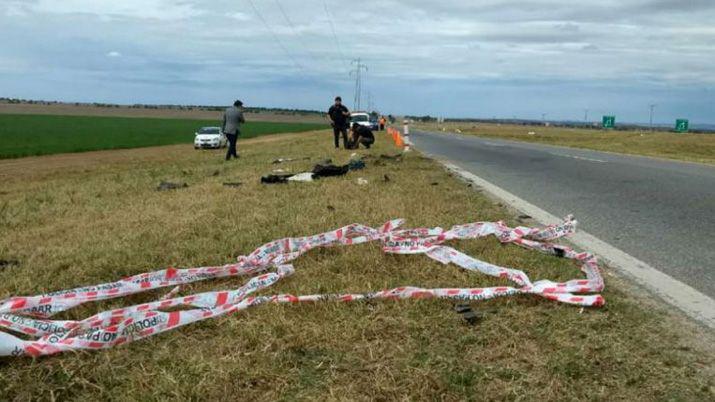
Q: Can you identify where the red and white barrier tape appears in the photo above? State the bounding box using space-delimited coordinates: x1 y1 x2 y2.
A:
0 215 603 357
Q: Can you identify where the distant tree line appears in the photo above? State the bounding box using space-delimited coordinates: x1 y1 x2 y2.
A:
405 115 437 122
0 97 324 116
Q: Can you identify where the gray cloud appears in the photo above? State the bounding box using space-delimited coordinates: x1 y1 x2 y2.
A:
0 0 713 122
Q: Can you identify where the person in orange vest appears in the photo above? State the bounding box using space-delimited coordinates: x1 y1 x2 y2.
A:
379 116 386 131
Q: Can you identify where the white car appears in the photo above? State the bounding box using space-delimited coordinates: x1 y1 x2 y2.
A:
194 127 227 149
350 112 372 129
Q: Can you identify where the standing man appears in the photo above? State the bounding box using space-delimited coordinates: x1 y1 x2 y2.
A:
327 96 350 149
222 100 245 160
379 116 386 131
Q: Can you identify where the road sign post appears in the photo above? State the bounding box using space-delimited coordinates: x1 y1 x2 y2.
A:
602 115 615 129
675 119 689 133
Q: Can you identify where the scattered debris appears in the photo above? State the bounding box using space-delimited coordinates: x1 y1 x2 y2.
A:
528 131 536 135
222 182 243 188
211 170 220 177
454 304 481 326
455 129 462 133
272 157 310 164
347 159 365 171
261 174 294 184
0 259 19 269
287 172 315 182
517 214 532 220
314 158 333 166
326 205 335 211
262 158 365 184
383 174 391 182
430 182 439 186
157 181 188 191
357 178 368 185
312 163 350 177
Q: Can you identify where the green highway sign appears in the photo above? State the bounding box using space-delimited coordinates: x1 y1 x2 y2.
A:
675 119 689 133
602 115 615 129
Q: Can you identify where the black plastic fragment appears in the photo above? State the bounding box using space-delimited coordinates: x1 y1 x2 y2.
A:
0 259 19 269
454 303 481 326
157 181 188 191
261 174 293 184
553 247 566 258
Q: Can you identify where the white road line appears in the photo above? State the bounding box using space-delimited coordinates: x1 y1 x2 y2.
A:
550 153 607 163
436 159 715 329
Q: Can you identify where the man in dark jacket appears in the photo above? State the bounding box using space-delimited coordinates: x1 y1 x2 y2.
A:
327 96 350 149
349 124 375 149
222 100 245 160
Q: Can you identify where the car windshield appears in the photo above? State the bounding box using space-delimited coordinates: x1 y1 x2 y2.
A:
351 115 369 122
198 127 220 134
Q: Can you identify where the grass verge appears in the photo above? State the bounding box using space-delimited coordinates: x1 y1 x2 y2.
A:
0 130 712 400
416 122 715 165
0 114 325 159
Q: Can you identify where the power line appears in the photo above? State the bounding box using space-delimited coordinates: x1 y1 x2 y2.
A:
272 0 320 62
246 0 304 72
350 58 368 110
323 2 348 68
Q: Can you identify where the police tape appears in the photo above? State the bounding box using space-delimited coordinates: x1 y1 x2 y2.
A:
0 215 604 357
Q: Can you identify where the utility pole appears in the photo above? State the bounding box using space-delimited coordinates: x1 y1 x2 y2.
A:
584 109 589 123
541 113 547 125
350 58 368 111
649 104 656 131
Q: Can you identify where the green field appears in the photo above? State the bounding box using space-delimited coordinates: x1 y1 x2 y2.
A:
0 114 326 159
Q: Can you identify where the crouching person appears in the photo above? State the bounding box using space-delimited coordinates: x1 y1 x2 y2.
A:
350 124 375 149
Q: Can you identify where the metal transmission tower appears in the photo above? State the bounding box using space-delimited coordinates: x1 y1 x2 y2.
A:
350 58 368 111
649 104 657 131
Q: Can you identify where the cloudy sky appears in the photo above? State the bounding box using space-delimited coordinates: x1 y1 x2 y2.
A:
1 0 714 124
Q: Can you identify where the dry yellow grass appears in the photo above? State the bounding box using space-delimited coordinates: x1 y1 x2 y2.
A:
417 122 715 165
0 130 713 400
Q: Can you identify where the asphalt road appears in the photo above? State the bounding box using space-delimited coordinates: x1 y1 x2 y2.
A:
412 130 715 299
